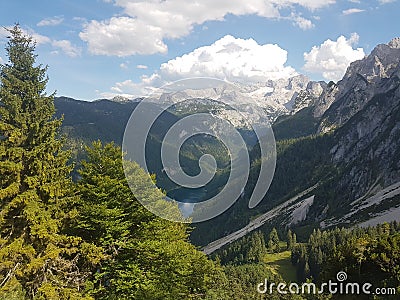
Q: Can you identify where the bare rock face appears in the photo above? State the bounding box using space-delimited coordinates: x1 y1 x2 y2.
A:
111 95 131 103
312 81 338 120
317 38 400 133
291 37 400 229
291 81 327 114
388 37 400 49
345 39 400 82
152 74 325 124
319 38 400 200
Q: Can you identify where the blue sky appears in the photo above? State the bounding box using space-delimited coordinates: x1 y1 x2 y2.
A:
0 0 399 101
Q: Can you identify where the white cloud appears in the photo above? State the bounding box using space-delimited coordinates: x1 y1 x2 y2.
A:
0 26 80 58
73 17 87 23
137 64 148 69
23 28 51 45
284 0 336 10
289 13 315 30
100 78 158 99
303 33 365 81
379 0 396 4
37 16 64 27
51 40 81 57
111 80 136 93
158 35 297 82
79 17 167 56
342 8 365 15
120 63 128 69
29 32 80 57
103 35 298 98
80 0 335 56
0 27 50 46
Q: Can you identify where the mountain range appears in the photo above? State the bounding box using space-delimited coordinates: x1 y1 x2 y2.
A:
55 37 400 246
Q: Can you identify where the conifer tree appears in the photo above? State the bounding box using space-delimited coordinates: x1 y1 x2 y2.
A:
76 141 215 299
292 232 297 247
268 228 280 253
287 229 293 250
0 25 98 299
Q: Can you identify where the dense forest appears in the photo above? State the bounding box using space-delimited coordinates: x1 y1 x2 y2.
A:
0 25 224 300
1 25 399 300
213 224 400 299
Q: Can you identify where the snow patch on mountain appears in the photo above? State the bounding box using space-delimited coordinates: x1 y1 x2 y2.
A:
142 75 326 127
289 195 315 225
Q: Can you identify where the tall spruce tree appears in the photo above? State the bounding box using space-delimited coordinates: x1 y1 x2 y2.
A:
268 228 280 253
0 25 98 299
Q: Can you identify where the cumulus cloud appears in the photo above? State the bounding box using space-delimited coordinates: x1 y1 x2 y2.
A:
159 35 297 82
81 0 335 56
51 40 81 57
103 35 298 98
37 16 64 27
80 17 167 56
303 33 365 81
379 0 396 4
137 64 148 69
342 8 365 15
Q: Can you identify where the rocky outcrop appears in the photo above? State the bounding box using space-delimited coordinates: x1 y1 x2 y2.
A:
291 81 327 114
318 38 400 205
149 75 326 123
333 76 400 198
292 38 400 228
317 38 400 133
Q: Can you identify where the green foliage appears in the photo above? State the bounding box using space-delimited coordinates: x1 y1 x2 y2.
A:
3 24 400 300
264 250 298 283
208 231 304 299
268 228 281 253
287 229 296 250
273 107 318 141
75 141 216 299
217 264 283 300
0 25 99 299
191 133 335 246
291 222 400 299
212 231 268 265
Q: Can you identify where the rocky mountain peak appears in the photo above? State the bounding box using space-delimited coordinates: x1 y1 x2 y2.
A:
388 37 400 49
314 37 400 132
290 80 327 114
147 75 324 123
344 41 400 82
111 95 131 103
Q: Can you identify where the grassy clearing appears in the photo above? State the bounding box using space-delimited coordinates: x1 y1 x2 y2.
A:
264 250 297 283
